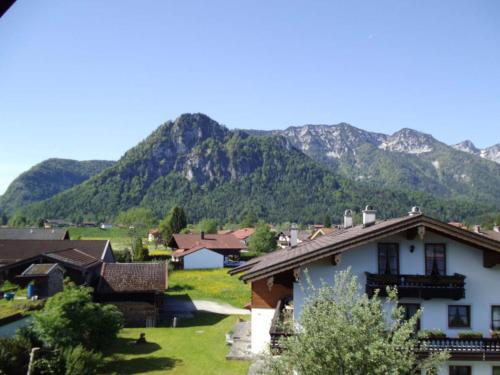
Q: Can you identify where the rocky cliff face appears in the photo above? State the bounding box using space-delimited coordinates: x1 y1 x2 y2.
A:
453 140 500 164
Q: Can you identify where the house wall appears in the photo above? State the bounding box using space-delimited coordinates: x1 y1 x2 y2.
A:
251 307 275 354
293 231 500 338
433 361 500 375
183 248 223 269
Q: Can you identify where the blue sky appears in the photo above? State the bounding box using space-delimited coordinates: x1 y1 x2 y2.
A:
0 0 499 194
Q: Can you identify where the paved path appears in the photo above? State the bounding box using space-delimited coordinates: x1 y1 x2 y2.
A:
164 296 250 315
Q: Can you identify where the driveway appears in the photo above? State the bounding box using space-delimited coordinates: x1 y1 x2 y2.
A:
164 296 250 315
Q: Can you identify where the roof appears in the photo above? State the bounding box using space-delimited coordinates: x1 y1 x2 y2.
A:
231 228 255 240
0 228 69 240
309 227 337 240
0 240 109 270
481 229 500 242
97 262 168 293
170 233 244 251
18 263 64 278
172 246 219 258
231 214 500 282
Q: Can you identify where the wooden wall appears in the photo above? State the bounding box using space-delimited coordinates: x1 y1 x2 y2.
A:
251 270 293 308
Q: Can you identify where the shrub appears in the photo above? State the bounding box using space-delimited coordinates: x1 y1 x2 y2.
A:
62 345 102 375
0 335 31 374
458 331 483 339
491 331 500 339
418 329 447 339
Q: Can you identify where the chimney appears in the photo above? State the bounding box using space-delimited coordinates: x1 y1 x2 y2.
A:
408 206 421 216
290 223 298 247
494 224 500 233
474 225 481 234
343 209 353 228
201 231 205 240
362 205 376 227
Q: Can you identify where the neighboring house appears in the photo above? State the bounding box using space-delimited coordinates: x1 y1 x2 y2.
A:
231 228 256 247
148 229 161 243
309 226 336 240
169 233 244 269
0 228 69 240
44 219 74 228
100 223 113 230
276 225 310 249
231 206 500 375
96 262 168 327
0 239 114 285
81 222 98 228
16 263 65 298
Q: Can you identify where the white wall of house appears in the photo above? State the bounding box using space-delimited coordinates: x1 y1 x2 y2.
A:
294 231 500 338
251 308 275 354
433 361 500 375
183 248 223 269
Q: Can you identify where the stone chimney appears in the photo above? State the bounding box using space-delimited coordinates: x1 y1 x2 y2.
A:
201 231 205 240
408 206 421 216
474 225 481 234
494 224 500 233
362 205 376 227
290 223 298 247
343 209 353 228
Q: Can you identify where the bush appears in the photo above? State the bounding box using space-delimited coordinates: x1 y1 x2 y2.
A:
418 329 447 339
62 345 102 375
0 335 31 374
458 331 483 339
32 285 123 350
491 331 500 339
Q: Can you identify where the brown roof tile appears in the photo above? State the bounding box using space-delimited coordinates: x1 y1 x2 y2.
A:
97 263 168 293
231 228 255 240
170 234 244 251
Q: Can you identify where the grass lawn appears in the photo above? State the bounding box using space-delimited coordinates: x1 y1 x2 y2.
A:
168 269 250 308
102 313 249 375
0 288 43 320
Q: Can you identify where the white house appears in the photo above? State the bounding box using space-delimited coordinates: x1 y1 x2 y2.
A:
231 207 500 375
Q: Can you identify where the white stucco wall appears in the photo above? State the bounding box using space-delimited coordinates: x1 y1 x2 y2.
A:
433 361 499 375
291 231 500 370
251 307 275 354
183 248 223 269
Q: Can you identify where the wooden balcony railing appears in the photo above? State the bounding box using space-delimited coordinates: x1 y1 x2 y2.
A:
365 272 465 300
269 299 294 353
416 337 500 360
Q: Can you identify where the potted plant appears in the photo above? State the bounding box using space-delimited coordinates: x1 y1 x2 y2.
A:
418 329 447 339
490 330 500 339
458 331 483 339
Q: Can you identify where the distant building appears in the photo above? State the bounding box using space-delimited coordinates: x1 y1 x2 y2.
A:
169 233 244 269
0 228 69 240
44 219 74 228
16 263 65 298
100 223 113 230
231 227 256 247
148 229 161 243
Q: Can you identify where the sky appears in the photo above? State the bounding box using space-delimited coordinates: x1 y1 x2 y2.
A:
0 0 499 194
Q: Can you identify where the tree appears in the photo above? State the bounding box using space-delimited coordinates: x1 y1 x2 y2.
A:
159 206 187 243
195 218 218 234
8 213 27 227
32 285 123 350
247 222 276 254
115 207 154 233
323 214 331 228
241 211 258 228
0 336 31 374
262 269 448 375
132 237 149 261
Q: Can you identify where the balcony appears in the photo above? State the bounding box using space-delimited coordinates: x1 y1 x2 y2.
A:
269 299 294 353
365 272 465 300
416 337 500 360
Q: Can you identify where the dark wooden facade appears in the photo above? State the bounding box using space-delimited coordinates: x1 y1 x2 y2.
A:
251 270 294 308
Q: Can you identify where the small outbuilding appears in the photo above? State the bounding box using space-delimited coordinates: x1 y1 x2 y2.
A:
177 246 224 270
16 263 65 299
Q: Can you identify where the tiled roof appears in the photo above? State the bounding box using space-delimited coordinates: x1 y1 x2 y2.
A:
18 263 63 277
231 228 255 240
170 233 244 251
0 228 68 240
172 246 216 258
0 240 108 269
232 214 500 282
97 263 168 293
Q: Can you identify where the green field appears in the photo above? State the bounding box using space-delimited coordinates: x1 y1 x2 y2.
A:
167 268 250 308
102 313 249 375
0 287 43 320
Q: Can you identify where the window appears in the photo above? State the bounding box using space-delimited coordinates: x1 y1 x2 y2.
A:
449 366 471 375
425 244 446 276
493 367 500 375
448 305 471 328
492 306 500 331
399 303 421 330
378 243 399 275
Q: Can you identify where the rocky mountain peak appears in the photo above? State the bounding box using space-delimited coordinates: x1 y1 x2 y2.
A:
453 140 479 154
379 128 437 154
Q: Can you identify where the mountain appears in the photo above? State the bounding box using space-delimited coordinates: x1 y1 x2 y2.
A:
0 159 115 214
19 114 487 223
453 140 500 164
245 124 500 207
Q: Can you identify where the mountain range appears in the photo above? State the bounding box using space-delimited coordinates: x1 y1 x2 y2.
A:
0 114 498 224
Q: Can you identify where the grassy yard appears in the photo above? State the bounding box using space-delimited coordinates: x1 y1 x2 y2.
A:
168 269 250 308
102 313 249 375
0 288 43 320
